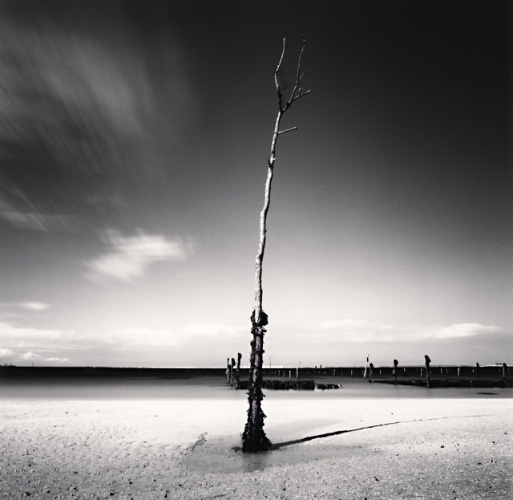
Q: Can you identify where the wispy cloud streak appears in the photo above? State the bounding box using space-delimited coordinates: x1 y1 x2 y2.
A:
84 229 189 282
0 2 193 231
316 319 501 343
0 302 50 311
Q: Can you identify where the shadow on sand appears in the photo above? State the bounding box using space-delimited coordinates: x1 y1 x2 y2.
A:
179 413 490 475
233 414 488 453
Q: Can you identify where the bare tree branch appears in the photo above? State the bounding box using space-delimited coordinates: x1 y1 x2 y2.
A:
278 127 298 135
287 36 307 107
274 38 287 112
272 37 312 112
291 88 312 102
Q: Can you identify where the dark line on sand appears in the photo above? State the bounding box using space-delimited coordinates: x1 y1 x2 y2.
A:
270 414 490 450
232 414 489 452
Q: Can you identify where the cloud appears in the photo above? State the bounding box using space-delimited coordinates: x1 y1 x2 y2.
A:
19 351 70 364
44 357 71 364
0 302 50 311
1 316 509 367
21 351 41 361
105 323 249 367
0 321 70 346
182 324 246 338
0 320 82 364
111 323 246 351
0 189 83 233
1 316 247 367
0 5 194 232
317 319 398 343
1 208 81 233
109 327 179 348
20 302 50 311
0 348 14 358
434 323 499 339
315 319 502 343
0 302 49 322
84 229 189 282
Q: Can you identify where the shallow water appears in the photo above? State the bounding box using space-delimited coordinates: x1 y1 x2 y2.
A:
0 375 511 400
0 376 236 400
313 378 513 399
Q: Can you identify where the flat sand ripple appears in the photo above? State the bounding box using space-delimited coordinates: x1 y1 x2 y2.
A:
1 398 511 499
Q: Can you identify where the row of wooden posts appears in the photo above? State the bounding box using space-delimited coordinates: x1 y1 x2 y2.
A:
226 355 301 388
228 355 436 388
227 353 509 390
367 357 509 387
367 355 434 387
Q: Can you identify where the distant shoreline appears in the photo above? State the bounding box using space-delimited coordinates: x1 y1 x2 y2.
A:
1 364 510 387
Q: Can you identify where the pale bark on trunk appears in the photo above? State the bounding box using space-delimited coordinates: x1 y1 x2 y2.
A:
242 38 310 452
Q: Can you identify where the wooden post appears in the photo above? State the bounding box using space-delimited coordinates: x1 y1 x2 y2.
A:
393 359 398 385
424 355 431 388
236 353 242 389
230 358 236 385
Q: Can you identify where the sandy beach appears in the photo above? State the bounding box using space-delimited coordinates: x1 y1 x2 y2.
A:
1 379 512 499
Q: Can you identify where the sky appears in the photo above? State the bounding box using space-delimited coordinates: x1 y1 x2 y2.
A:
0 0 511 368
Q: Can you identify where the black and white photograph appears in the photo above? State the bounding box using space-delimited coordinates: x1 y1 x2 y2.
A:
1 0 511 498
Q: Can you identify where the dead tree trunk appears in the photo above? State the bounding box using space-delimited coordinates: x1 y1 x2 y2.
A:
242 37 311 452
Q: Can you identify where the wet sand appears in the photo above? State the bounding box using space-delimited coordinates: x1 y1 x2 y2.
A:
1 378 512 499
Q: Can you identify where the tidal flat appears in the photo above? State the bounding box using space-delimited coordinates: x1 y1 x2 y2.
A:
1 373 512 499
